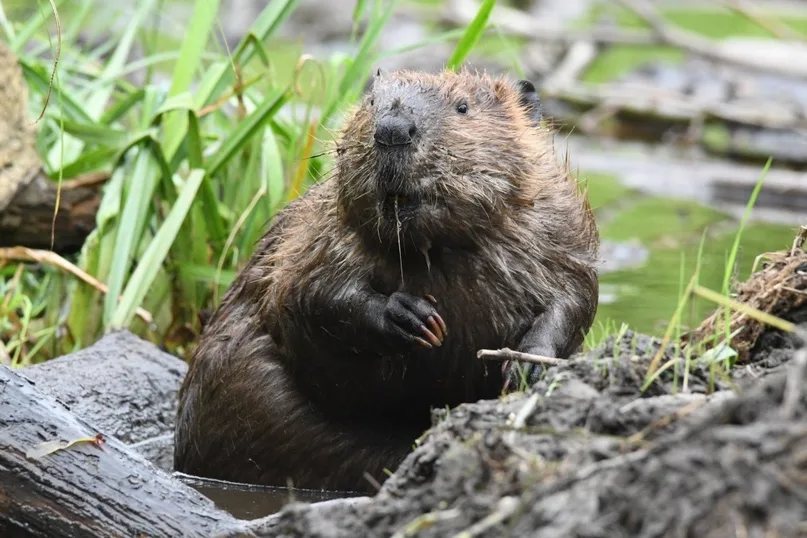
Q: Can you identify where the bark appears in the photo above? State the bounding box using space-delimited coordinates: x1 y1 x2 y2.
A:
0 172 100 254
0 363 250 538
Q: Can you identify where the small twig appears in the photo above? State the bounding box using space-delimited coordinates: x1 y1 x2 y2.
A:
781 286 807 297
477 348 564 367
0 246 152 324
452 496 520 538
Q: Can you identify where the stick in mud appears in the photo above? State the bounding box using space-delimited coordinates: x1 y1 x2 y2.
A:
476 348 565 366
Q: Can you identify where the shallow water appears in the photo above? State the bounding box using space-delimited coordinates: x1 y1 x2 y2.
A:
570 136 804 336
176 473 357 519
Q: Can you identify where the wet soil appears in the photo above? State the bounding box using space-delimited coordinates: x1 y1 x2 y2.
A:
254 324 807 537
19 322 807 536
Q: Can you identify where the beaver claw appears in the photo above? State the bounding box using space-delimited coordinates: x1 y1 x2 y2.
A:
384 292 447 349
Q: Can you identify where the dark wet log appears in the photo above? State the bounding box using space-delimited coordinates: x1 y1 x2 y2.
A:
23 330 186 472
24 331 186 445
0 171 101 254
0 364 251 538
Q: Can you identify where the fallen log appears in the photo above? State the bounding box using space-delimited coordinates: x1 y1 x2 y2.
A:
0 171 101 253
2 332 368 535
23 330 185 472
23 331 186 446
0 363 252 537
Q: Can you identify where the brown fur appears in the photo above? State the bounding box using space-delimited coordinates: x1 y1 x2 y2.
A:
174 70 599 492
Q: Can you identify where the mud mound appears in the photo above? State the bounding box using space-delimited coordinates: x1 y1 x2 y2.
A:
257 326 807 537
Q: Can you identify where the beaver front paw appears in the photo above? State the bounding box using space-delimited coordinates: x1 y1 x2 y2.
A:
383 292 447 349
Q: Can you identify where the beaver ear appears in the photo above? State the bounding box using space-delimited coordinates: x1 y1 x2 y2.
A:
516 80 542 124
363 72 378 95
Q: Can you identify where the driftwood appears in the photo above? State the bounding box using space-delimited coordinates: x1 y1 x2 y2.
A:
23 331 185 444
616 0 807 79
545 81 807 132
442 0 662 46
0 249 152 323
0 362 251 537
0 331 368 536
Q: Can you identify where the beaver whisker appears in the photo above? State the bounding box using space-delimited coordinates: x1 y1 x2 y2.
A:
394 197 405 286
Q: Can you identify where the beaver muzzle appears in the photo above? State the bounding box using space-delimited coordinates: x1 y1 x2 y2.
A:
374 114 417 147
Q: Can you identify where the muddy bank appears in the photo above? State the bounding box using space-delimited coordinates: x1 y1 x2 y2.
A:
13 311 807 536
257 325 807 537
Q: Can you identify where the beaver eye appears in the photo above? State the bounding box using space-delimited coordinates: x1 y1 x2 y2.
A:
456 102 468 114
370 98 375 106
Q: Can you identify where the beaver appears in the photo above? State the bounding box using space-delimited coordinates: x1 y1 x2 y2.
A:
174 70 599 492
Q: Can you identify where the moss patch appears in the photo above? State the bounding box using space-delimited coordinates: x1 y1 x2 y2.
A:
583 46 684 84
601 197 726 245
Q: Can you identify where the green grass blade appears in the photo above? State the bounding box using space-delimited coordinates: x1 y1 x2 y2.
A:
19 61 94 123
233 0 300 62
199 0 300 108
169 0 220 95
693 285 795 333
10 0 67 51
322 0 397 123
83 0 157 117
262 126 285 213
52 118 130 146
207 89 289 176
162 0 221 159
102 149 162 323
111 169 206 328
0 2 15 41
179 264 236 287
721 157 772 294
58 146 118 178
100 88 146 124
446 0 495 71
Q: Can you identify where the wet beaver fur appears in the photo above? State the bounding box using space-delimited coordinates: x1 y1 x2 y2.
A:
174 70 599 492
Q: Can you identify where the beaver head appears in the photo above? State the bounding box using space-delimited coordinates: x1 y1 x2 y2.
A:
335 70 545 256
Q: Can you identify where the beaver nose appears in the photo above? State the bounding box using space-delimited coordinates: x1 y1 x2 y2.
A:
374 115 417 147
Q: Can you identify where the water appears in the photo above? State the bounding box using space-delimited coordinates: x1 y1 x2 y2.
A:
572 136 804 335
175 472 358 520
